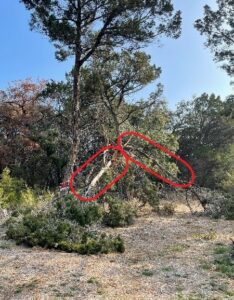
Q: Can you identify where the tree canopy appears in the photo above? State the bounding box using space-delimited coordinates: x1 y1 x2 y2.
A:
195 0 234 77
21 0 182 172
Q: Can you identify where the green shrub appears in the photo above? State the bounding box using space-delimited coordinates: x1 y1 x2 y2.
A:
103 197 136 227
214 244 230 255
58 234 124 254
0 168 37 210
55 195 104 226
141 269 154 276
214 255 234 278
6 213 74 248
198 188 234 220
213 244 234 278
0 168 53 216
6 212 124 254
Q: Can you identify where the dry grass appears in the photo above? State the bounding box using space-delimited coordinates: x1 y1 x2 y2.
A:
0 199 233 300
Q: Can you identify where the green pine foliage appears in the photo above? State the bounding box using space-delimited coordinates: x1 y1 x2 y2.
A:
6 212 125 255
55 195 104 226
103 196 136 228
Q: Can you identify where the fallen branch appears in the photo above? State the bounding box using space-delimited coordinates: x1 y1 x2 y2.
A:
85 159 113 197
125 146 205 211
85 151 121 197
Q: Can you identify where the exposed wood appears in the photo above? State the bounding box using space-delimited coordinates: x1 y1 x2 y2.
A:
85 159 112 197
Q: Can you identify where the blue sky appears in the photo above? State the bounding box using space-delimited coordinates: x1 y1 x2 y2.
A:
0 0 233 109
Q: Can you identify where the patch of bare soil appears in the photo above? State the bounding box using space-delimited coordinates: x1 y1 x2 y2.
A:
0 200 233 300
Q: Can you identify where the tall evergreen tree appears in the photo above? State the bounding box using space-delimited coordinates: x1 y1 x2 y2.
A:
21 0 182 177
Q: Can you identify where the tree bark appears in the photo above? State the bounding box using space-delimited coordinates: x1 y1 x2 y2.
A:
69 58 81 170
65 0 82 181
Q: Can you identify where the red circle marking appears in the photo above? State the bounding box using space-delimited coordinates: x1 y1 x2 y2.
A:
117 131 195 189
69 145 129 202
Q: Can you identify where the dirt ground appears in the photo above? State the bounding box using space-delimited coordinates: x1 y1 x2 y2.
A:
0 200 233 300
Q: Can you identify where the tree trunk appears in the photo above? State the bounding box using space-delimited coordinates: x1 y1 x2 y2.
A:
71 61 81 166
64 57 81 181
64 0 82 181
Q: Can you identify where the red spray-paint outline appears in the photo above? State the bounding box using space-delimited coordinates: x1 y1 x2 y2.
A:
117 132 195 189
69 132 196 201
69 145 129 202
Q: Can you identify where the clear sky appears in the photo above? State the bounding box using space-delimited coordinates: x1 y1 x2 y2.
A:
0 0 233 109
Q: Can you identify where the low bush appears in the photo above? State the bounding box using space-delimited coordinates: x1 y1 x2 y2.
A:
103 196 136 227
214 244 234 278
55 195 104 226
216 195 234 220
6 213 75 248
6 212 125 254
199 189 234 220
58 234 125 254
